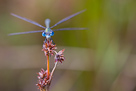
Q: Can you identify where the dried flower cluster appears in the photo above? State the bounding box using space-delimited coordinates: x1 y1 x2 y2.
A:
55 49 65 63
36 40 65 90
36 69 49 89
42 40 57 56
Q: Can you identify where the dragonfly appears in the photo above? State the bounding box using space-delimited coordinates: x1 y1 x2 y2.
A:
9 9 87 42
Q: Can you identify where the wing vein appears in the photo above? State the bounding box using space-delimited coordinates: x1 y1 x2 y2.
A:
50 9 86 28
8 30 44 36
53 28 87 31
11 13 46 29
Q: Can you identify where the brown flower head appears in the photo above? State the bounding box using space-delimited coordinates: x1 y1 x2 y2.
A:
36 68 49 89
55 49 65 63
42 40 57 56
37 68 47 79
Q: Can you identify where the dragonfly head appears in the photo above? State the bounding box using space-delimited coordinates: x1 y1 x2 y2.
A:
42 31 54 39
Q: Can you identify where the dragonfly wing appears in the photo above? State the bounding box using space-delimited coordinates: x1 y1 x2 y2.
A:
11 13 46 29
8 30 44 36
52 28 87 31
50 9 86 28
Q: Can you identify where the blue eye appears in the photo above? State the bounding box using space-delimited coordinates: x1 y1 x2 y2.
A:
50 31 54 36
42 32 46 37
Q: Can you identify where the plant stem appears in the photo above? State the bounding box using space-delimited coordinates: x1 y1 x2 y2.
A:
46 55 50 79
46 85 49 91
50 62 58 79
40 89 46 91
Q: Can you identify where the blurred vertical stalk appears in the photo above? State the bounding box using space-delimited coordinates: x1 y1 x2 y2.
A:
85 0 135 91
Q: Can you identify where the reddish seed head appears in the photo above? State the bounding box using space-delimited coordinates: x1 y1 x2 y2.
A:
36 68 49 89
37 68 47 79
42 40 57 56
55 49 65 63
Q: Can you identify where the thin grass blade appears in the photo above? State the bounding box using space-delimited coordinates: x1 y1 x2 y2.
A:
8 30 44 36
11 13 46 29
53 28 87 31
50 9 86 28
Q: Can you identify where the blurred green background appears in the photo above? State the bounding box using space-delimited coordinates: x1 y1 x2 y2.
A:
0 0 136 91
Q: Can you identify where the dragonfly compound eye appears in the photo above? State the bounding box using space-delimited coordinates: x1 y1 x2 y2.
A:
50 31 54 36
42 32 46 37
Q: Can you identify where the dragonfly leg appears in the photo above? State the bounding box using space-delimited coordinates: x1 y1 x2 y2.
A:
44 38 47 43
44 38 55 45
50 38 55 45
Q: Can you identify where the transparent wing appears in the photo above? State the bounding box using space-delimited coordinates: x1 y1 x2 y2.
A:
50 9 86 28
11 13 46 29
53 28 87 31
8 30 44 36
